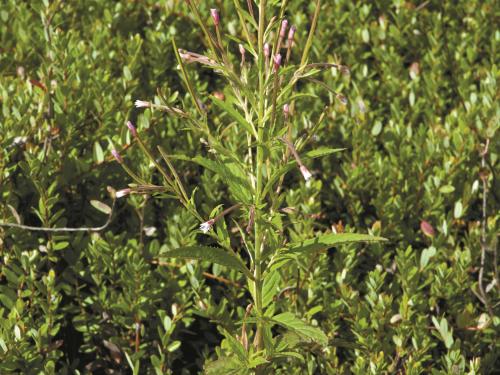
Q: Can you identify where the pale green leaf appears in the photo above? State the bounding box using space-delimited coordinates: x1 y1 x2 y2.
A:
273 312 328 346
90 200 112 215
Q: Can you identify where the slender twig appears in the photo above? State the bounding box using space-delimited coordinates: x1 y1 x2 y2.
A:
152 260 241 287
477 139 493 316
0 199 116 232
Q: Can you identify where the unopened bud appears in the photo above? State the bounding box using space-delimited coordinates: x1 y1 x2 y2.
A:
288 25 296 41
280 19 288 38
263 43 270 58
239 44 246 63
111 149 123 163
283 104 290 119
273 54 282 71
126 121 137 137
210 9 220 26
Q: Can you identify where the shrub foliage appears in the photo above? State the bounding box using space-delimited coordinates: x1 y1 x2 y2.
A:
0 0 498 374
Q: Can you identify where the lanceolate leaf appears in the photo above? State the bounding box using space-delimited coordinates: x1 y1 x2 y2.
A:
283 233 387 255
272 312 328 346
162 246 252 279
211 96 257 138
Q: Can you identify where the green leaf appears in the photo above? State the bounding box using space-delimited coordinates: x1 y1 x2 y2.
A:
272 312 328 346
304 147 345 159
282 233 387 256
205 355 247 375
439 185 455 194
454 201 463 219
262 270 281 308
162 246 252 278
90 200 112 215
420 246 436 269
93 142 104 164
211 96 257 138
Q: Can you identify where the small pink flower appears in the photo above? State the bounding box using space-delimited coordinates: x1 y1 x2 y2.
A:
210 9 220 26
288 25 296 41
263 43 270 58
283 104 290 119
134 100 150 108
420 220 435 238
126 121 137 137
273 54 282 71
239 44 245 56
280 19 288 38
111 149 123 163
200 219 215 233
116 188 131 198
299 165 312 181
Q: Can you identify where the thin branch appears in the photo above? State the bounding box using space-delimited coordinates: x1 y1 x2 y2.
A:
152 260 241 287
477 139 493 316
0 199 116 233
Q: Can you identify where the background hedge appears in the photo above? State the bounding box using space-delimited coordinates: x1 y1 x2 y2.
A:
0 0 498 373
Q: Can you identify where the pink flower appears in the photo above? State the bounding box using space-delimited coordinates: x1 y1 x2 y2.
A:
420 220 435 238
210 9 220 26
273 54 282 72
111 149 123 163
288 25 296 41
299 165 312 181
280 19 288 38
263 43 270 58
126 121 137 137
134 100 150 108
200 219 215 233
116 188 131 198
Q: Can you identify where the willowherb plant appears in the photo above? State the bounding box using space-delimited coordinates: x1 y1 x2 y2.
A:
112 0 385 371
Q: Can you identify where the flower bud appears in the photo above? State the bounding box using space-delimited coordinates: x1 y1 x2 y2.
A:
420 220 435 237
288 25 297 41
210 9 220 26
263 43 270 58
126 121 137 137
239 44 246 63
283 104 290 119
111 149 123 163
273 53 282 71
280 19 288 38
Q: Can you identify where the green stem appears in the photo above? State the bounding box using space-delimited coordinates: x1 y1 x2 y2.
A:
253 0 266 353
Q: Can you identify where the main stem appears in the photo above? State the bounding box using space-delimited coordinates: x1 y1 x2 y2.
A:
253 0 266 351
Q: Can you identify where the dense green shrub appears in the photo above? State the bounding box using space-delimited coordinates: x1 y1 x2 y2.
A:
0 1 498 374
